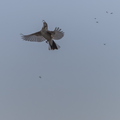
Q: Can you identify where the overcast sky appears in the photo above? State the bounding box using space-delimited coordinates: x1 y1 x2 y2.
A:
0 0 120 120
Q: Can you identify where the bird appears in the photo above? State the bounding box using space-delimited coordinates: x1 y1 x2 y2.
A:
21 20 64 50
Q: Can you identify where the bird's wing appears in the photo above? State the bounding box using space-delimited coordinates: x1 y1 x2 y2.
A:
21 31 46 42
49 27 64 40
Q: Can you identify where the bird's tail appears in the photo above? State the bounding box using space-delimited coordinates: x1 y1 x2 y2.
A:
48 40 60 50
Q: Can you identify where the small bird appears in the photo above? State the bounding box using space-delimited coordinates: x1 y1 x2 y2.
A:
96 21 99 23
21 20 64 50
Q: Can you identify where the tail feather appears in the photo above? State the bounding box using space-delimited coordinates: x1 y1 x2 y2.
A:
49 40 60 50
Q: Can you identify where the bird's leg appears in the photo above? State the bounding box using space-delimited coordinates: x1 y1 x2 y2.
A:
46 40 49 43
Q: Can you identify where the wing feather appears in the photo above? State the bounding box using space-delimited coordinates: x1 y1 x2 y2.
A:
50 27 64 40
21 31 46 42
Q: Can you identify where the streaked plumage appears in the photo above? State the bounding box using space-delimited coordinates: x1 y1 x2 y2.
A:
21 20 64 50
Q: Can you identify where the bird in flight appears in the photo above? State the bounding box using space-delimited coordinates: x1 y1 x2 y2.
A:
21 20 64 50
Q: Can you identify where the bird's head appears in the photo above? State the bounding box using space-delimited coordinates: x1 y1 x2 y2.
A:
42 20 48 30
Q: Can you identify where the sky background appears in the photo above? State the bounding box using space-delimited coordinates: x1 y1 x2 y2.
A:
0 0 120 120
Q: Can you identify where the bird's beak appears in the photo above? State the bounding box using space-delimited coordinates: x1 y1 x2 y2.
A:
42 20 45 23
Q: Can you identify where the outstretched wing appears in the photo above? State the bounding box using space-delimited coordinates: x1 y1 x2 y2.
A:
21 31 46 42
50 27 64 40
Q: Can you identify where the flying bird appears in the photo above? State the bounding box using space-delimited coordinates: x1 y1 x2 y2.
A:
21 20 64 50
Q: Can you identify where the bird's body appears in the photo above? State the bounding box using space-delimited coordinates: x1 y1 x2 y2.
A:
41 31 52 41
21 20 64 50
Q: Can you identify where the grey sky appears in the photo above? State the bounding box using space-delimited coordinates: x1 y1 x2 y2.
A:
0 0 120 120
